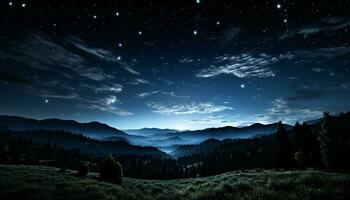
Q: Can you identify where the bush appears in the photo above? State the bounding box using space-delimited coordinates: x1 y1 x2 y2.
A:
100 155 123 184
78 161 89 176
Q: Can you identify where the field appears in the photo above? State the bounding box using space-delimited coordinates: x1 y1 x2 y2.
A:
0 165 349 200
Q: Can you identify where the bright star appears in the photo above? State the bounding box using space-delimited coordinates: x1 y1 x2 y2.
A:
21 3 26 7
216 21 220 25
138 31 143 35
283 19 288 23
118 43 123 47
196 0 200 4
240 84 245 89
193 30 198 35
276 3 282 9
115 12 120 16
9 2 13 6
44 99 49 103
117 56 121 61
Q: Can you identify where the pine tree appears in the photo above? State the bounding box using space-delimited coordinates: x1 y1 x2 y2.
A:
274 121 293 168
100 155 123 184
318 112 333 169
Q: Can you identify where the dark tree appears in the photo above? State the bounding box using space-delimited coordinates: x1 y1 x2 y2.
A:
318 112 333 169
274 122 294 169
100 155 123 184
78 161 89 176
294 122 317 168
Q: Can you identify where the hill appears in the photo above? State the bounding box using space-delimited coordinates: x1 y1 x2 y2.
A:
0 129 166 158
1 164 349 200
0 115 143 141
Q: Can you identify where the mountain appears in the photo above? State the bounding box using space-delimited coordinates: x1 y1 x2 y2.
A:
0 115 294 148
162 123 293 144
0 115 140 141
123 128 178 137
2 129 167 157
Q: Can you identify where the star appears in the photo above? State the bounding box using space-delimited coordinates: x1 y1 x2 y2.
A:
284 19 288 23
193 30 198 35
118 43 123 47
138 31 143 35
8 2 13 6
117 56 121 61
196 0 200 4
240 84 245 89
115 12 120 16
93 15 97 19
216 21 220 26
276 3 282 9
21 3 26 8
44 99 49 103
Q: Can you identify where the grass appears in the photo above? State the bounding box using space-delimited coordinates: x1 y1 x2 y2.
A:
0 165 349 200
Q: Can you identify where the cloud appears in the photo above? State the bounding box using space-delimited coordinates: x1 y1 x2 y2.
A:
65 36 120 62
105 95 120 105
137 91 159 98
83 96 132 116
147 102 233 115
131 78 152 85
0 32 112 81
123 65 141 75
66 36 141 75
292 47 350 59
256 98 323 124
161 92 190 98
196 53 293 78
280 17 350 39
41 92 79 100
179 58 194 63
86 104 133 116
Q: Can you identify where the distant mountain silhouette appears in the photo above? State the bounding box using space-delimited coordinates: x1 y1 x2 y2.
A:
0 115 296 149
123 128 178 137
0 115 141 141
161 123 293 144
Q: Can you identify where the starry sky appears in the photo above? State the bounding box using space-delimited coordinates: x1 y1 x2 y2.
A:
0 0 350 130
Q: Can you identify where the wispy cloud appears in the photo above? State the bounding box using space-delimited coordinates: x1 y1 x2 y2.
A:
82 83 123 93
292 47 350 59
179 58 194 63
197 53 293 78
147 102 233 115
66 36 141 75
162 92 190 98
41 92 79 100
256 98 323 124
131 78 152 85
280 17 350 39
83 96 132 116
65 36 121 62
0 32 112 81
137 91 159 98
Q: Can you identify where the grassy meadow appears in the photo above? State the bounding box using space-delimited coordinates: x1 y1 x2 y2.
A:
0 165 349 200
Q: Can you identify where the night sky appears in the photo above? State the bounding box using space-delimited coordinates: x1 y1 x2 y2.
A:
0 0 350 130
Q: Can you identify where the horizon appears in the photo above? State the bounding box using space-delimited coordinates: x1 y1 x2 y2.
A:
0 113 326 132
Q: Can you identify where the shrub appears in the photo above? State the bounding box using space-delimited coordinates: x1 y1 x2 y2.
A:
78 161 89 176
100 155 123 184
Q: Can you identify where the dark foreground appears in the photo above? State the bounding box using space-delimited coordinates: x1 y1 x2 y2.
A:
0 165 350 200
